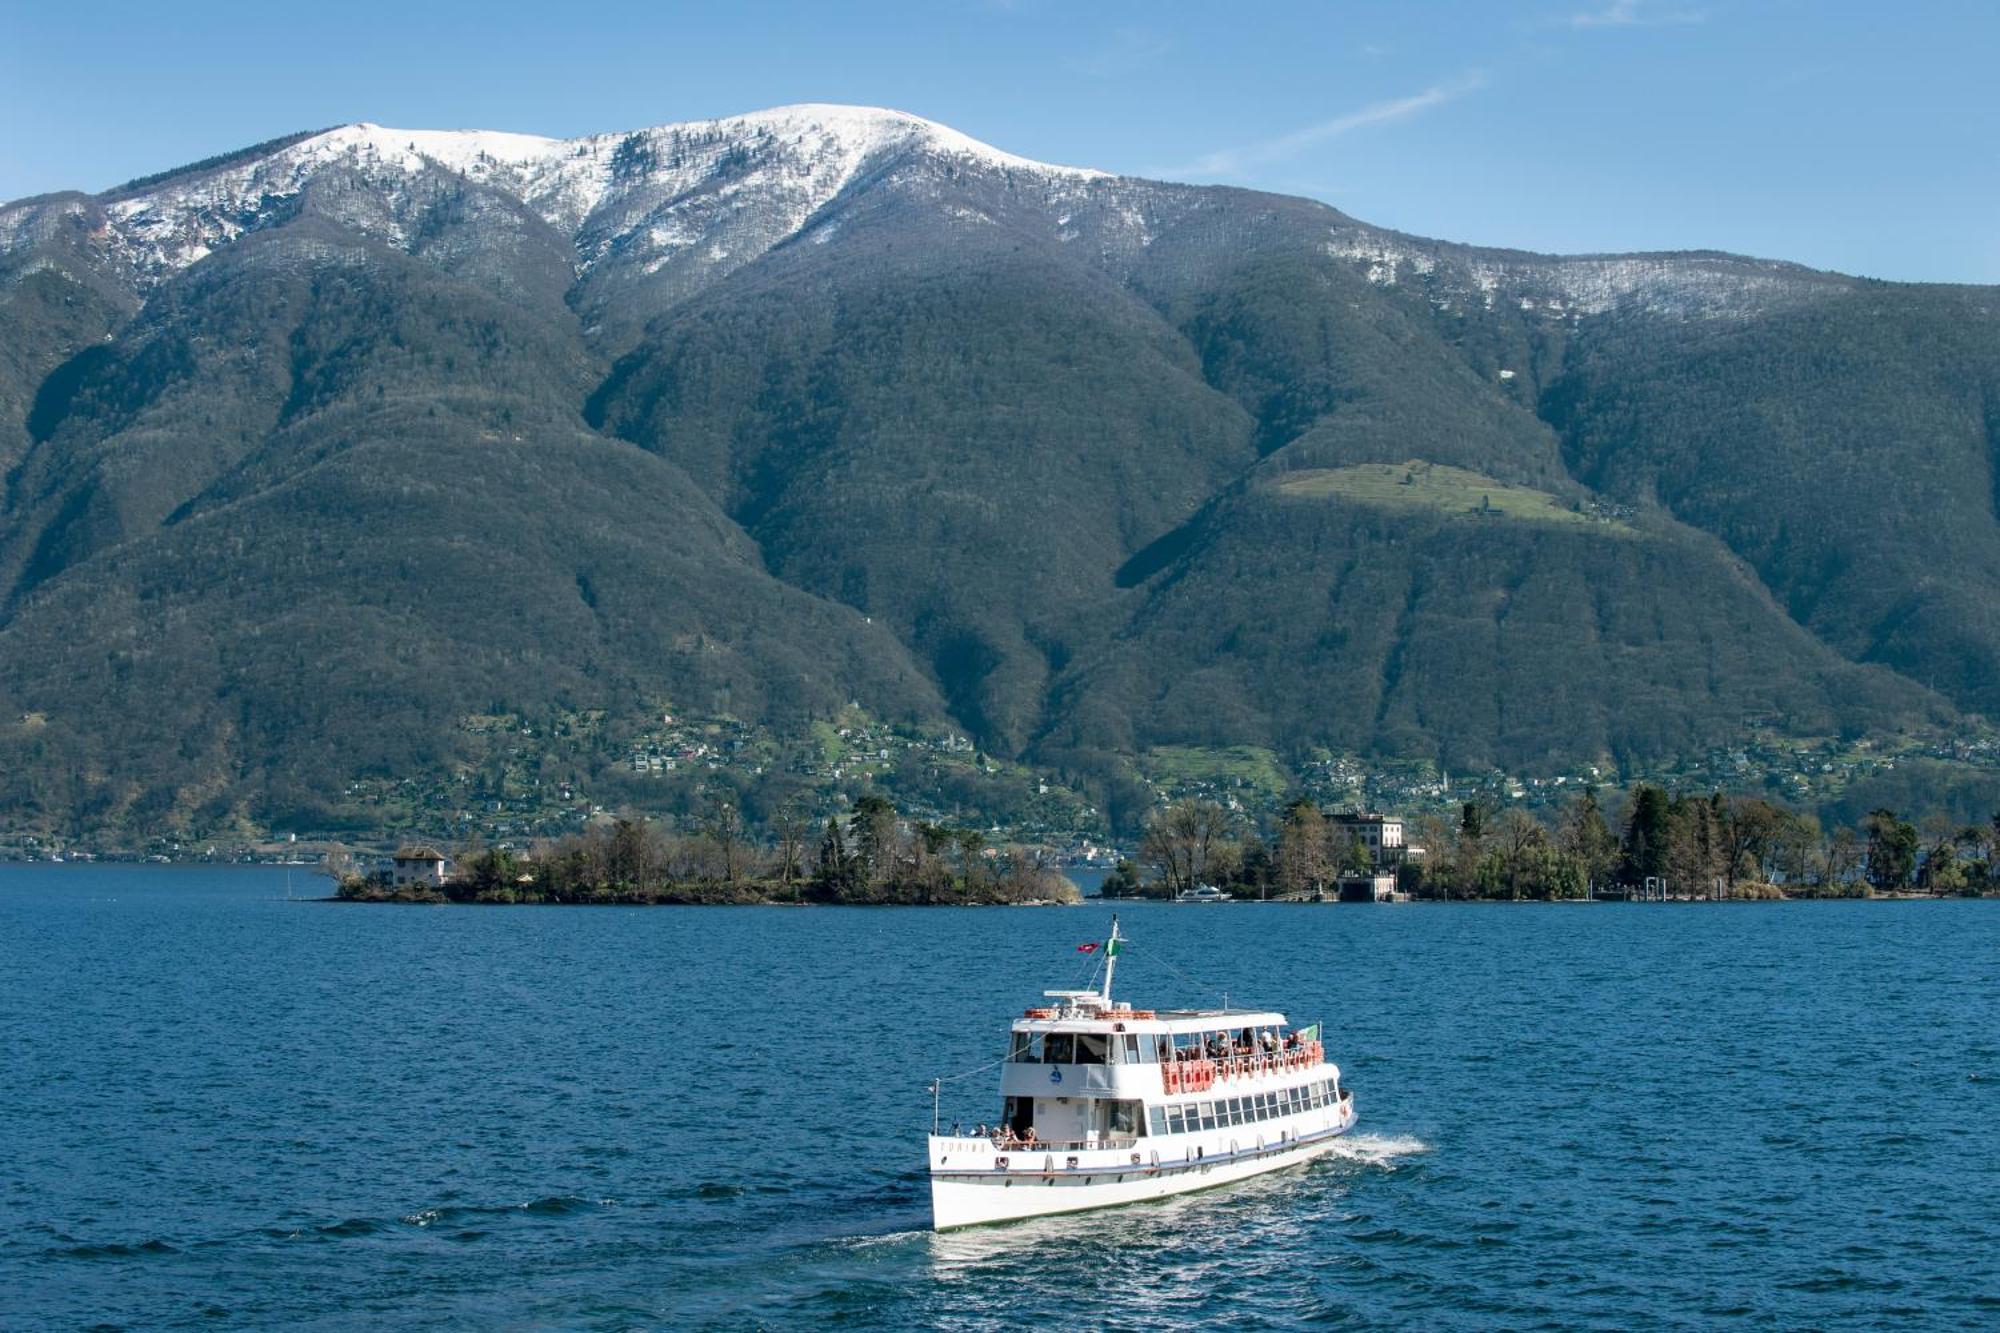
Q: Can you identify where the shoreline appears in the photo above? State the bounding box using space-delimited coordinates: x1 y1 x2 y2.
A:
319 890 1995 907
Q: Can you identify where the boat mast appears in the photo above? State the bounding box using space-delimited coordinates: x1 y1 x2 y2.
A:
1101 914 1121 1004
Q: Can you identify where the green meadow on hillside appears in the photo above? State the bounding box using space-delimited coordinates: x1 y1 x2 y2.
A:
1274 461 1634 534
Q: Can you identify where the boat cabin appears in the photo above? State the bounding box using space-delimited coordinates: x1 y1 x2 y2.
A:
990 992 1323 1148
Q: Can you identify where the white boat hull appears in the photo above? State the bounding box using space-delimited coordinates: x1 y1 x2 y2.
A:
928 1104 1358 1229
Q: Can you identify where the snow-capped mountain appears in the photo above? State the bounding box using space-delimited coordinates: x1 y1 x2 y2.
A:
3 103 1853 332
6 106 1105 293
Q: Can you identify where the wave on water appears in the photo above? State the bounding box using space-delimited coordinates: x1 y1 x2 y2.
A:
47 1238 179 1260
400 1194 616 1227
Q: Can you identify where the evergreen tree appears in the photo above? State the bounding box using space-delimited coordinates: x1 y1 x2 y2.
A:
850 793 899 888
814 816 854 899
1621 785 1672 887
1863 808 1918 893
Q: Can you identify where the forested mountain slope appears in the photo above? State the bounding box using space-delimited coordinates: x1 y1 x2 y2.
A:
0 106 1989 836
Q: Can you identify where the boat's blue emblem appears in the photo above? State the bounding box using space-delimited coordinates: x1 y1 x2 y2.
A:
1049 1068 1064 1086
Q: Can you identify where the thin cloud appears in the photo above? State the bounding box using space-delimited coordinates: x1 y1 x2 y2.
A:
1158 74 1486 179
1066 28 1173 79
1568 0 1705 27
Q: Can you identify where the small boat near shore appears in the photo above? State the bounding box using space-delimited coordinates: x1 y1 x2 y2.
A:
1175 884 1232 903
926 917 1356 1229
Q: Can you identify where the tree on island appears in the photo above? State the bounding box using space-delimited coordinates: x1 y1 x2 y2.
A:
1140 799 1232 896
1494 808 1547 900
1557 786 1618 895
1274 799 1329 898
1864 808 1919 893
1620 785 1671 887
813 816 859 900
770 803 809 896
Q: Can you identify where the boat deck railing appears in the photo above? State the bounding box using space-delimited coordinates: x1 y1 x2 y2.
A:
1161 1042 1324 1094
941 1134 1141 1153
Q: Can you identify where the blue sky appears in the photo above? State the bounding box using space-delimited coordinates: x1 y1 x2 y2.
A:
4 0 1994 281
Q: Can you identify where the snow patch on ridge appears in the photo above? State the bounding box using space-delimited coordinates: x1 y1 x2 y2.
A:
1324 229 1839 320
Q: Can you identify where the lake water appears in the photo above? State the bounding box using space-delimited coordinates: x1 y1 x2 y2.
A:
3 866 1995 1329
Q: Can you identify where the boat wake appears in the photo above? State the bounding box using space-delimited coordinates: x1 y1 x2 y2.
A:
1324 1133 1429 1168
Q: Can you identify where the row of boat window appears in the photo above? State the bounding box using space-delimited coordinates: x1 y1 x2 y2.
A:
1011 1029 1301 1066
1149 1078 1340 1137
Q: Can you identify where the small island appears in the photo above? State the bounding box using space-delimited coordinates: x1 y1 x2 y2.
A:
334 794 1080 906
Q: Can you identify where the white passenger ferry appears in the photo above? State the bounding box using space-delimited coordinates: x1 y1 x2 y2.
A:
927 918 1357 1229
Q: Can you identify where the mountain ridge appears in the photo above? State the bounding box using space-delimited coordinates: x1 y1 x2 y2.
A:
0 106 1992 839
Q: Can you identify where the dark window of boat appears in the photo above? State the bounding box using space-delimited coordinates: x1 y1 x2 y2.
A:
1074 1033 1110 1064
1167 1106 1186 1134
1043 1033 1076 1064
1110 1100 1141 1136
1010 1032 1042 1063
1200 1103 1219 1132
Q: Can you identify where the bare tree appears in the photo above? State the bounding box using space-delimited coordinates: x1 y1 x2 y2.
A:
1818 826 1861 895
1140 800 1232 896
1495 807 1546 900
320 843 356 882
1275 800 1328 898
1412 811 1455 899
702 792 744 884
1718 796 1783 890
1918 813 1957 893
771 804 809 896
604 818 665 894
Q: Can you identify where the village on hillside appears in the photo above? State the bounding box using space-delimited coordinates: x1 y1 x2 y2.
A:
5 700 1993 894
